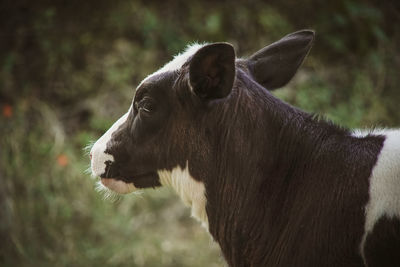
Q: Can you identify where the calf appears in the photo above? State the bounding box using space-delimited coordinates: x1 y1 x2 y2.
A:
89 30 400 267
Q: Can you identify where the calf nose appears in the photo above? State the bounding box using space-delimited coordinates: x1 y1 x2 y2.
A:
89 152 92 160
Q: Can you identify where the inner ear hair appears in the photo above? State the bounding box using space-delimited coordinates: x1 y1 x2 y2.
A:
189 43 236 100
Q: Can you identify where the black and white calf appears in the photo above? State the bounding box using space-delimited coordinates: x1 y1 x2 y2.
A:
89 30 400 267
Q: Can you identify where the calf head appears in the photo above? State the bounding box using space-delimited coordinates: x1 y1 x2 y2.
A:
89 30 314 206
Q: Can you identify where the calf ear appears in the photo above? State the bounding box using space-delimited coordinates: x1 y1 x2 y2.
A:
189 43 235 100
246 30 315 90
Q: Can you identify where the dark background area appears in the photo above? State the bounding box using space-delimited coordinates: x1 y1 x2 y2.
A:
1 1 399 266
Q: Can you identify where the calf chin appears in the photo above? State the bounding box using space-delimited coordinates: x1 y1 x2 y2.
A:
100 178 137 194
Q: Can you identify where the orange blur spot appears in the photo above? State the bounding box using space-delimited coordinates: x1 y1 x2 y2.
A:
57 154 69 167
2 104 12 118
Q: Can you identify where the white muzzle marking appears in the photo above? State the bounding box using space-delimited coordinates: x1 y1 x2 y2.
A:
90 108 138 194
90 110 130 177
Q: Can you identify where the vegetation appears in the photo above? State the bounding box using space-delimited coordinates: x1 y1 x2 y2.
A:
1 1 399 266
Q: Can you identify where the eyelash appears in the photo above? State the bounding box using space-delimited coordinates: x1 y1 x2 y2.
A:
135 97 153 114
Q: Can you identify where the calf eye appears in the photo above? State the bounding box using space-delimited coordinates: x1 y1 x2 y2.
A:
138 97 155 114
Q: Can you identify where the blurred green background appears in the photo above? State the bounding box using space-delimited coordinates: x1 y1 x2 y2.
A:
1 0 399 266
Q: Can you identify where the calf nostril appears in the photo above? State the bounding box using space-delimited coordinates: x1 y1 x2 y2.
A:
89 152 92 160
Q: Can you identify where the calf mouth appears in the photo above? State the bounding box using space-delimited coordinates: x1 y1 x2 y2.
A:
100 172 160 194
100 178 136 194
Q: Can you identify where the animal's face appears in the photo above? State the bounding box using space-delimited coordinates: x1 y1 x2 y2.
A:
89 30 314 194
92 71 179 192
90 43 234 193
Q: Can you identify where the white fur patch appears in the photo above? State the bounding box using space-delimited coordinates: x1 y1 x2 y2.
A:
352 128 388 138
90 107 131 177
158 163 208 229
358 129 400 260
138 43 206 87
352 129 372 138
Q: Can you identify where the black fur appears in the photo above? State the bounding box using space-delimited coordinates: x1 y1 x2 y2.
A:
364 216 400 267
202 70 384 266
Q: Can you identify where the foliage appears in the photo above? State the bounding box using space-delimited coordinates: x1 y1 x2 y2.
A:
1 0 399 266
